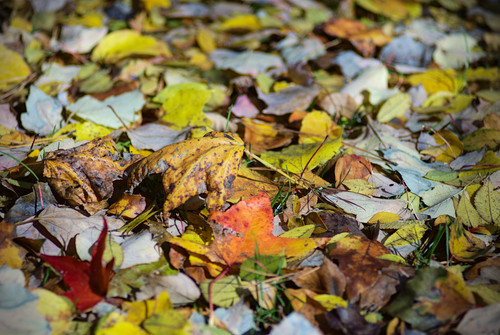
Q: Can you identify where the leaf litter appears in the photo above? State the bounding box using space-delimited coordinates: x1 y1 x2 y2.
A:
0 0 500 334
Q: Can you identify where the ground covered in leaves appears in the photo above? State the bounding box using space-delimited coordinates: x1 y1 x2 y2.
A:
1 0 500 334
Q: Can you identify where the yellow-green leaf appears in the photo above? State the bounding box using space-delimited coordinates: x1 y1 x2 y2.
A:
384 221 428 248
156 83 212 130
455 194 489 228
474 181 500 225
200 275 241 308
462 129 500 151
261 137 342 174
376 92 411 123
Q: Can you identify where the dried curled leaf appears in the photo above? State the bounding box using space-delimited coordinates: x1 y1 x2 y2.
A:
127 131 244 216
43 136 131 212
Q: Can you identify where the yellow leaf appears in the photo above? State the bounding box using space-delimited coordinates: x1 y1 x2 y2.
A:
0 44 31 91
91 30 171 63
10 16 32 31
123 291 172 325
95 312 148 335
342 179 377 195
314 294 348 311
449 219 487 261
261 137 343 174
220 14 261 31
299 111 342 144
355 0 411 21
280 224 315 239
0 223 23 268
474 181 500 225
143 309 191 335
142 0 171 11
127 132 244 216
383 222 428 248
408 69 457 95
196 28 216 53
33 289 73 335
369 212 402 224
158 83 212 130
433 129 463 163
376 92 411 123
466 67 499 81
62 11 104 28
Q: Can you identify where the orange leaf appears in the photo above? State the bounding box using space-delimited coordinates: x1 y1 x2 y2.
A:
168 192 329 268
207 192 329 265
334 154 372 187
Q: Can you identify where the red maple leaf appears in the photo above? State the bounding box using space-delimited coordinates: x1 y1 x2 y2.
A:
40 218 114 311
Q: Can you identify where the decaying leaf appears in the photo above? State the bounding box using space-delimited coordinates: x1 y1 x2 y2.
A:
127 131 244 217
327 234 414 310
43 136 133 213
385 266 474 331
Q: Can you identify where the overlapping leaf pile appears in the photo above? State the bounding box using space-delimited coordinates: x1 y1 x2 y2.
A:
0 0 500 334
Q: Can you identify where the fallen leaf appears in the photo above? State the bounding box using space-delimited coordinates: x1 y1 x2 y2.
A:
334 154 372 187
21 86 63 136
385 266 474 331
66 89 145 129
257 85 320 116
0 44 31 91
155 83 212 130
40 218 114 311
327 234 413 310
43 136 129 211
127 131 244 216
433 33 484 70
407 69 458 95
322 18 391 56
474 180 500 225
299 111 342 144
169 192 329 268
261 137 342 174
91 29 171 63
0 222 23 268
242 117 292 154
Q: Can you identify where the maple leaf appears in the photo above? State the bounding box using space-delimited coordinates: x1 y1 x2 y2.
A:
168 192 329 268
127 131 244 217
40 218 114 311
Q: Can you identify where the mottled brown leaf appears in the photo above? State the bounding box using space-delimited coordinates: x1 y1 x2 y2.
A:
43 136 131 212
127 131 244 216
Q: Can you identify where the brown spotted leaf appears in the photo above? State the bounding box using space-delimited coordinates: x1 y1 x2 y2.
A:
127 131 244 216
43 136 132 213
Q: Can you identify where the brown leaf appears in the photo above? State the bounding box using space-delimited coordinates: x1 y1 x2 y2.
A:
127 131 244 216
334 154 373 187
43 136 130 212
327 235 413 310
322 18 391 57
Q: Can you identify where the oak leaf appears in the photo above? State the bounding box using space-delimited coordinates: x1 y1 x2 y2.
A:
127 131 244 216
